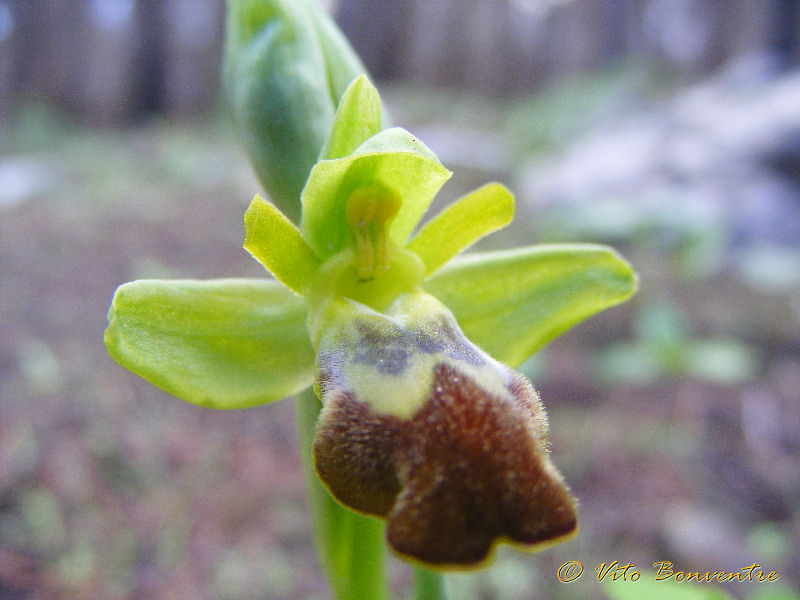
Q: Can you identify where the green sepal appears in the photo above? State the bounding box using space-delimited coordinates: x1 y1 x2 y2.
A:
407 182 514 276
353 128 441 159
223 0 367 223
104 279 314 409
423 244 638 367
244 193 321 296
320 75 383 161
301 128 451 259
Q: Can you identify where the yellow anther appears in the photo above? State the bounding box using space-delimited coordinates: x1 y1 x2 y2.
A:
345 185 401 280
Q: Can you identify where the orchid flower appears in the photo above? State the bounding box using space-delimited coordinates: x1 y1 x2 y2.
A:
105 76 636 573
106 3 636 597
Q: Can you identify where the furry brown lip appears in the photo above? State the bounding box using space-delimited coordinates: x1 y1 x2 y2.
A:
313 361 578 567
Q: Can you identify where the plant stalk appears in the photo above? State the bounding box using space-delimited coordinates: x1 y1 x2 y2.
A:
296 387 389 600
413 566 448 600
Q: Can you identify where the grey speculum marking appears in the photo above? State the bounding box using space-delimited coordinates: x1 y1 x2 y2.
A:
351 316 486 376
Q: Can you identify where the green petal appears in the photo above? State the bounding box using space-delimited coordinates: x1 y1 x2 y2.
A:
423 244 638 367
301 128 451 259
244 193 321 295
407 183 514 276
320 75 382 161
105 279 314 409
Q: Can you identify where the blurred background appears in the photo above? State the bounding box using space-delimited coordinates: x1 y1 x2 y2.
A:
1 1 799 599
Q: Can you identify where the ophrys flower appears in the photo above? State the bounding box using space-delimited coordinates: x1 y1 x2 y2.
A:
105 75 636 567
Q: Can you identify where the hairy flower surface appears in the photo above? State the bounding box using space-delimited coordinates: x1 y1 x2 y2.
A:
105 75 636 568
312 291 578 566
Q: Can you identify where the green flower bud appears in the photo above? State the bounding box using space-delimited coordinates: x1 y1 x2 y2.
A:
223 0 369 223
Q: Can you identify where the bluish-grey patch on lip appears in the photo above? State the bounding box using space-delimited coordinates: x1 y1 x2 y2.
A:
352 319 411 374
349 314 487 376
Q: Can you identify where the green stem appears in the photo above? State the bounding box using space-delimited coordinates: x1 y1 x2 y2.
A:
296 387 389 600
413 566 448 600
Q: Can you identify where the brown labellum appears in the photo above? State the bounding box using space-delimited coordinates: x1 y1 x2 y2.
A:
313 361 578 567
